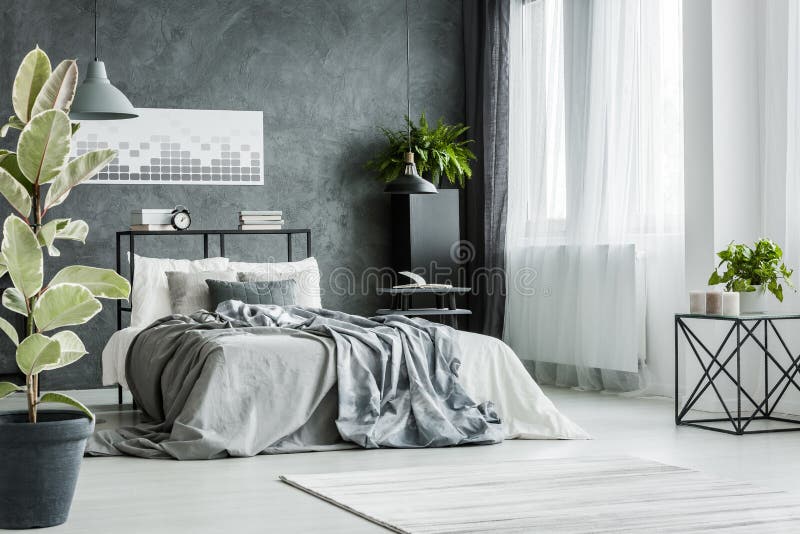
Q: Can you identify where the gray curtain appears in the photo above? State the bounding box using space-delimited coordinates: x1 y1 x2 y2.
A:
463 0 511 338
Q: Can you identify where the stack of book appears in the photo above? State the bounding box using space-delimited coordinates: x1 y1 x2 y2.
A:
239 210 283 230
131 209 174 231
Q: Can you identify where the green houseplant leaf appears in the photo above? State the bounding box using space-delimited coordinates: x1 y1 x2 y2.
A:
17 108 72 185
32 283 102 332
50 265 131 299
0 116 27 138
0 316 20 346
0 381 24 399
708 239 795 302
2 287 28 316
44 330 87 371
12 47 51 124
0 166 32 218
44 149 116 210
30 59 78 117
50 266 131 299
39 392 94 420
0 151 34 196
16 333 61 376
54 219 88 243
1 215 43 297
366 113 475 188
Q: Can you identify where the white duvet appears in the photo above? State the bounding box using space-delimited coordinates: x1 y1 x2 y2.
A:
102 327 588 440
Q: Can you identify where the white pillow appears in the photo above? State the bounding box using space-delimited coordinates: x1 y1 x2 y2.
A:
129 254 229 327
230 256 322 308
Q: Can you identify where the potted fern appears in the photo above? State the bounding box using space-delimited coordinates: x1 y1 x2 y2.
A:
0 47 130 529
708 239 795 313
367 113 476 187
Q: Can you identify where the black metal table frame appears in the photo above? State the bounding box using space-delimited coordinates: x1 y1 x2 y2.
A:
675 314 800 435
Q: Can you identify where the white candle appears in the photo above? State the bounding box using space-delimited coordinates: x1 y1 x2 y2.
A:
706 291 723 315
723 292 740 316
689 290 706 314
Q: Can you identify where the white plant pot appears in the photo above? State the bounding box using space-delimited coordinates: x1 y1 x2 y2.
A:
739 285 769 314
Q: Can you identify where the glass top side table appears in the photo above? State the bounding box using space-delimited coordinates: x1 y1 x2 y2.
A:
674 312 800 435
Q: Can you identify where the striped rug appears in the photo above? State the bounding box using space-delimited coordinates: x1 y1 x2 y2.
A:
280 456 800 533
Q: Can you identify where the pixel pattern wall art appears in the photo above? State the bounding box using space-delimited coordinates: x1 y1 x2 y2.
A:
71 108 264 185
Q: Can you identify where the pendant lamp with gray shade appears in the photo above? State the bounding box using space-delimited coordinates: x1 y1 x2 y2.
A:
70 0 137 120
384 0 437 195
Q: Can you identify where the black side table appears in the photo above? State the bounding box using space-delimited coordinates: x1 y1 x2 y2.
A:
376 287 472 329
675 312 800 435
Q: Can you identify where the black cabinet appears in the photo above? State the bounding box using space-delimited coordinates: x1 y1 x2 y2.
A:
391 189 463 285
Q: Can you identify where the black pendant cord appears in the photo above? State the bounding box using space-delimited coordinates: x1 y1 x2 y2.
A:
94 0 98 60
406 0 411 153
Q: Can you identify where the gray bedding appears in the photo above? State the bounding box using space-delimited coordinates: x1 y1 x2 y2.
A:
86 302 504 459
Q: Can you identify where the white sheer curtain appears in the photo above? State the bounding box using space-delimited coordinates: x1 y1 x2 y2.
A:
505 0 684 393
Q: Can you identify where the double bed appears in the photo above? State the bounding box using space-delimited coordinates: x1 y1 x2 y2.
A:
92 229 587 459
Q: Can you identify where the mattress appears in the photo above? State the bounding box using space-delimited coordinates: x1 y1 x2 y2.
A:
101 325 588 440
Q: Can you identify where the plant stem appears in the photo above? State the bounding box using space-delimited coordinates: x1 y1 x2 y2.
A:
26 184 42 423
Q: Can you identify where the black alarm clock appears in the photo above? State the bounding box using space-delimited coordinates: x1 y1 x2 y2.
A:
171 205 191 231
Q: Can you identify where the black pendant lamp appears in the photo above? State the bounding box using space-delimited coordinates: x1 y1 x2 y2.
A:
71 0 138 120
384 0 437 195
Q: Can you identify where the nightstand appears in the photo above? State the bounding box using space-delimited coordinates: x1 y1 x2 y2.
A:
376 287 472 329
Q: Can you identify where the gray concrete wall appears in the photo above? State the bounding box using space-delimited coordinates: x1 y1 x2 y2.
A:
0 0 465 388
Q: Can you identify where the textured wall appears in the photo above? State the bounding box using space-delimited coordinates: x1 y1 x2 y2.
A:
0 0 465 388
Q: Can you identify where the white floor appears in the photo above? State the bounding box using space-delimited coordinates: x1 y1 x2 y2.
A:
7 386 800 533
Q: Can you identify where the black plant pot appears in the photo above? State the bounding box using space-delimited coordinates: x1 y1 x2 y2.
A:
0 411 94 529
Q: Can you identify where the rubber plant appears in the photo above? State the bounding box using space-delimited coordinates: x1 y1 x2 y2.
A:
367 113 476 187
708 239 795 301
0 47 130 423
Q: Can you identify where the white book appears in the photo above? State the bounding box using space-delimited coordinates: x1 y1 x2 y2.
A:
393 271 452 289
240 218 284 224
240 215 283 221
239 210 282 216
130 224 175 231
239 224 283 230
131 213 173 225
131 208 173 214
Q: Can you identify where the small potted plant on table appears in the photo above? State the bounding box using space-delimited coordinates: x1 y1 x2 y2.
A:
0 47 130 529
708 239 795 314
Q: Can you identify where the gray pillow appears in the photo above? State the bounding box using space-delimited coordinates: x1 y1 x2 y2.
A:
166 271 238 315
206 279 297 309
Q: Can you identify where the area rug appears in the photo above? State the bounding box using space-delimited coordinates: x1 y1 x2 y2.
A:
280 456 800 533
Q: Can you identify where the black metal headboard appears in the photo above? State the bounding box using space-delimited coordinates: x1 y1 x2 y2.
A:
114 228 312 331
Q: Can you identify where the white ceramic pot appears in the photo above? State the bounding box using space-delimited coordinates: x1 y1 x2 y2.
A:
739 285 769 314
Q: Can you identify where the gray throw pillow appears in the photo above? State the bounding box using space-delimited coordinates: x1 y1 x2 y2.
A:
166 271 238 315
206 279 298 309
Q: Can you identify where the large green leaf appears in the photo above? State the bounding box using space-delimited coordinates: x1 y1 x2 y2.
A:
54 219 88 243
0 316 19 346
44 330 87 371
12 47 51 123
1 215 43 298
39 392 94 420
31 60 78 117
44 149 116 210
16 333 60 376
0 167 32 218
17 109 71 185
32 283 102 332
50 266 130 299
0 116 26 138
0 152 33 195
0 381 24 400
2 287 28 316
36 219 69 256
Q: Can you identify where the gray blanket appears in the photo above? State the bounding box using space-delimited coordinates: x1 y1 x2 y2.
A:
86 302 503 459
